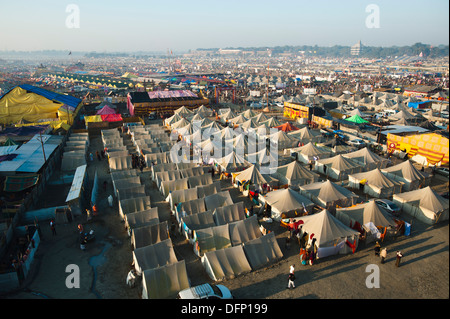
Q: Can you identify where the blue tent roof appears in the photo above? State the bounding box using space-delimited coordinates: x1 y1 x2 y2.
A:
19 84 82 108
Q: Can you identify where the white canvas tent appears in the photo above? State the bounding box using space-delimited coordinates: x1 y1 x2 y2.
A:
113 176 142 196
262 188 315 220
343 147 389 170
272 160 319 187
132 239 178 276
336 200 397 243
109 155 132 171
214 151 251 172
175 198 207 223
124 208 159 233
288 127 322 144
131 221 170 250
166 187 198 211
119 196 152 220
228 215 262 246
160 177 189 198
193 224 232 257
213 202 246 225
201 245 252 281
381 160 431 191
141 260 190 299
117 185 146 202
315 154 363 181
180 210 216 242
348 168 402 198
234 165 278 190
204 191 234 212
393 186 449 225
297 209 360 258
293 142 332 164
242 232 283 270
300 180 359 212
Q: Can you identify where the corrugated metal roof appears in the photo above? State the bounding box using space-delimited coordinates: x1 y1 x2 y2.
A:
0 134 63 173
65 164 87 202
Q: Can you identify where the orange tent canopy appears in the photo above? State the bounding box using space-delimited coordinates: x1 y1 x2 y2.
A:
275 122 300 132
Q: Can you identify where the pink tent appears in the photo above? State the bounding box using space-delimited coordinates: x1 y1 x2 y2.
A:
96 105 117 115
101 114 123 122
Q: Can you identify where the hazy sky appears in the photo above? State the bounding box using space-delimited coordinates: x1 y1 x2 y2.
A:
0 0 448 52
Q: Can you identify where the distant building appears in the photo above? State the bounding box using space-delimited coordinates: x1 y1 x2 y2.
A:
403 85 440 98
351 41 363 56
218 49 242 55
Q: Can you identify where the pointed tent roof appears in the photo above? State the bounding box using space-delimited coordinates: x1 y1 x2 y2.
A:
381 159 428 182
246 148 278 166
348 108 366 118
289 127 321 140
394 186 449 213
343 147 387 166
392 110 416 120
274 122 300 132
345 114 369 124
240 118 259 130
215 151 250 171
349 168 402 189
297 209 360 247
262 117 282 127
213 126 238 140
317 154 362 171
195 105 213 116
297 142 329 157
190 113 204 122
199 117 213 127
240 109 257 118
263 188 314 215
418 120 440 131
96 105 117 115
95 101 117 110
171 117 191 129
220 109 237 121
229 114 248 125
301 180 358 203
270 130 299 148
235 165 277 185
174 105 194 116
337 200 396 227
252 112 269 123
165 113 182 126
177 123 198 137
274 160 319 182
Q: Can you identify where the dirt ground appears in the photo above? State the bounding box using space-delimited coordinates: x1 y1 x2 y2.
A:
3 123 449 301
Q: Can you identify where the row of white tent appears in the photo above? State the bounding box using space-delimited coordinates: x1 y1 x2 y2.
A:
101 126 189 299
61 132 89 172
107 120 285 297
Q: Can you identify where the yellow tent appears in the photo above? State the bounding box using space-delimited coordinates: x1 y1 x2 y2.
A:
0 86 63 124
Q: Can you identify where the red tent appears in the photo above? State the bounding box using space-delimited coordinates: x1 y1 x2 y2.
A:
96 105 117 115
275 122 300 132
101 114 122 122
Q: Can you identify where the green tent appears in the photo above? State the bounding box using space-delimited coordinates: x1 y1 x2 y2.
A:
3 138 18 146
345 114 369 124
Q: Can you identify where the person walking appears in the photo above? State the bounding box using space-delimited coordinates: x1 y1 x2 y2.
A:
374 241 381 257
50 220 56 236
395 251 403 267
380 248 387 264
287 266 296 289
